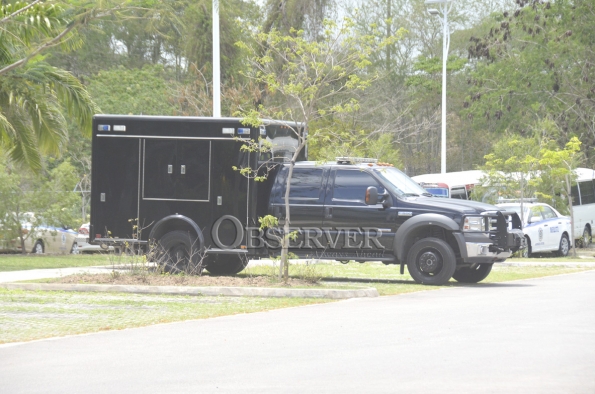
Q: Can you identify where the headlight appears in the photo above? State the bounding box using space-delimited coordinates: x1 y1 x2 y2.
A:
463 216 484 231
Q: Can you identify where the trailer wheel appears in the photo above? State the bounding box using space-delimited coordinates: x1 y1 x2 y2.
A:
406 237 456 285
206 254 248 276
157 231 204 274
452 263 493 283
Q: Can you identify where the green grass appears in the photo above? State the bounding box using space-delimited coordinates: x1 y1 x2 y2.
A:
244 261 593 296
0 288 331 344
0 254 112 272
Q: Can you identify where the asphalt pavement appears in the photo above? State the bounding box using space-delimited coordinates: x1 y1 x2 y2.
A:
1 269 594 393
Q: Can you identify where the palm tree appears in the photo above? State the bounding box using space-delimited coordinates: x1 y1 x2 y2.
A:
0 1 99 171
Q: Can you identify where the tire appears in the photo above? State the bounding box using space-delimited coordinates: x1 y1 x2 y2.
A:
452 263 493 283
556 234 570 257
33 241 44 254
157 231 203 274
582 226 592 248
71 242 80 255
406 237 456 285
206 254 248 276
521 237 532 258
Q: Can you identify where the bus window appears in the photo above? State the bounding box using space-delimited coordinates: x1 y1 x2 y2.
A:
424 187 449 198
579 180 595 205
571 184 581 205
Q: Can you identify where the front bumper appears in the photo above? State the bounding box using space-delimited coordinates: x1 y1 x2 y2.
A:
458 229 525 264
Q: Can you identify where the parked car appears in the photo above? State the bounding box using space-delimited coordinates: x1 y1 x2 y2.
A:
496 202 572 257
18 224 79 254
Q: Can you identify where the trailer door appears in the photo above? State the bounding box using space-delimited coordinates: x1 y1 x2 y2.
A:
91 137 141 239
143 139 211 202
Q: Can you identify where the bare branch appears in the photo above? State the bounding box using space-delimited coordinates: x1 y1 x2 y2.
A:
0 21 78 76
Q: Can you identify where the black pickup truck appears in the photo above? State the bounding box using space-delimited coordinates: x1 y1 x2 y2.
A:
90 115 524 285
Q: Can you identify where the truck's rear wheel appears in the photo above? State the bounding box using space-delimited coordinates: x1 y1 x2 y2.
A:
406 237 456 285
157 231 203 274
452 263 493 283
206 254 248 276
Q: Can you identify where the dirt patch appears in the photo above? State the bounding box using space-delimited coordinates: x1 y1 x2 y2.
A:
51 273 318 288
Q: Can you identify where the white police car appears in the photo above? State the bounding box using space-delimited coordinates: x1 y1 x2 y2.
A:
496 202 572 257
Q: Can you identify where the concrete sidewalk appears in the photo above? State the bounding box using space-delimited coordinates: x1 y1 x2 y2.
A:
0 265 122 284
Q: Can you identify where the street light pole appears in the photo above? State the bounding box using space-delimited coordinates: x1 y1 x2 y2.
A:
425 0 452 174
212 0 221 117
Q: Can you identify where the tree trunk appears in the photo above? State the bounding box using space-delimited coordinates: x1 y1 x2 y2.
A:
279 131 306 282
565 173 576 257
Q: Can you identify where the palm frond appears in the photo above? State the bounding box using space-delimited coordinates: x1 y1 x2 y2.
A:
0 112 17 146
3 106 42 171
44 66 100 134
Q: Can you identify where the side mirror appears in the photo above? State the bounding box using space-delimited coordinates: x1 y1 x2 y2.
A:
365 186 378 205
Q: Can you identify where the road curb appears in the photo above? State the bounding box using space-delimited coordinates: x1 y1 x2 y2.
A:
0 282 379 299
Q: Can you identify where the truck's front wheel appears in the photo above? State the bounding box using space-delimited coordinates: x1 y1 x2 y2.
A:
157 231 204 274
406 237 456 285
452 263 493 283
206 254 248 276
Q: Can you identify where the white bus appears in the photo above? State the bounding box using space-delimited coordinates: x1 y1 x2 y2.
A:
411 170 484 200
571 168 595 247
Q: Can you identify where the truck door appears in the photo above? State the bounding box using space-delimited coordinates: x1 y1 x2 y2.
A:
270 167 326 250
323 169 396 254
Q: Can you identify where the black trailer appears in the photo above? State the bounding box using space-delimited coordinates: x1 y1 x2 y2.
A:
90 115 303 274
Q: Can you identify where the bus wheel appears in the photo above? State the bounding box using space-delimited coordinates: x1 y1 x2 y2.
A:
583 226 592 248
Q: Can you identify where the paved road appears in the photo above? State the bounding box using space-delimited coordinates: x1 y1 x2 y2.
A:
1 271 594 393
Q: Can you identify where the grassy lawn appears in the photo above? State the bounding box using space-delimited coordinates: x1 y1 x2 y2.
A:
245 261 594 296
0 253 112 272
0 289 331 344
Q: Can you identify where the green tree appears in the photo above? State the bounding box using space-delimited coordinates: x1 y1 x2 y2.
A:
462 0 595 166
0 155 81 254
478 134 540 223
0 1 99 170
237 18 401 281
537 136 583 256
88 65 177 115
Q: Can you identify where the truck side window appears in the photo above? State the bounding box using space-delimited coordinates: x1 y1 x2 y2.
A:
332 170 384 204
282 168 324 201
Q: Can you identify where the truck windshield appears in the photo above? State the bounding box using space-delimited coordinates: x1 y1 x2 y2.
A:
374 168 431 197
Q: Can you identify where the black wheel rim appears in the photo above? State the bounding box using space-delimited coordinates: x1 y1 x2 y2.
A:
416 248 443 277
